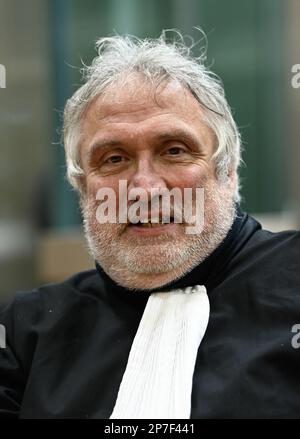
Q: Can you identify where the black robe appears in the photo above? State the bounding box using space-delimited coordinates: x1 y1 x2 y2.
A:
0 209 300 419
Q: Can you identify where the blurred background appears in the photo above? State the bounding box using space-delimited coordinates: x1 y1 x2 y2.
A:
0 0 299 302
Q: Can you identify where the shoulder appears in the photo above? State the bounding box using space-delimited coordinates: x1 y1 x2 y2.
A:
0 268 102 374
0 268 100 333
243 219 300 259
224 211 300 283
229 215 300 289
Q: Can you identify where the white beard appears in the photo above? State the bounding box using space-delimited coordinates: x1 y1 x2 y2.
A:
81 178 236 290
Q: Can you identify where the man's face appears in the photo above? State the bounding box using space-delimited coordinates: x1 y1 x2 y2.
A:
79 76 236 290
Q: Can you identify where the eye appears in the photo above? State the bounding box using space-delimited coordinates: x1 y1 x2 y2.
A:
104 154 126 164
165 146 186 155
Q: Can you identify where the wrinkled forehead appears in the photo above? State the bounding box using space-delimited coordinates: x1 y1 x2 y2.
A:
83 73 204 125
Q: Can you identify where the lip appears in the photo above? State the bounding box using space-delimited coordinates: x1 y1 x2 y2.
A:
136 213 174 223
126 222 179 236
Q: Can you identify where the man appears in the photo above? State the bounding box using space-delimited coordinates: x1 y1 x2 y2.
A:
0 32 299 419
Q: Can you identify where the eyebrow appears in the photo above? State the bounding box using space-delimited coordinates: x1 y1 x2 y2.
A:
87 140 122 164
154 129 204 148
87 128 205 164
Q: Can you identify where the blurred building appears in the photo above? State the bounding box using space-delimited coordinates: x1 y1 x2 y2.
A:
0 0 299 301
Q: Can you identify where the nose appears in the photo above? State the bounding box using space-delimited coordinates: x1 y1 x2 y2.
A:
127 157 167 194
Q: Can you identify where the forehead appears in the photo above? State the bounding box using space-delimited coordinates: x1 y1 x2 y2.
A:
82 76 207 130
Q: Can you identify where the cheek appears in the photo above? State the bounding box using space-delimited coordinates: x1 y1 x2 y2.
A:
86 175 120 198
86 177 125 220
174 170 209 191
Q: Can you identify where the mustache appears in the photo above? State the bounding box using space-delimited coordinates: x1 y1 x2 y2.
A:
82 187 202 230
125 194 182 222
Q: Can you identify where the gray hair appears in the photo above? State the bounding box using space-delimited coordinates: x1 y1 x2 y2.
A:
63 30 242 201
